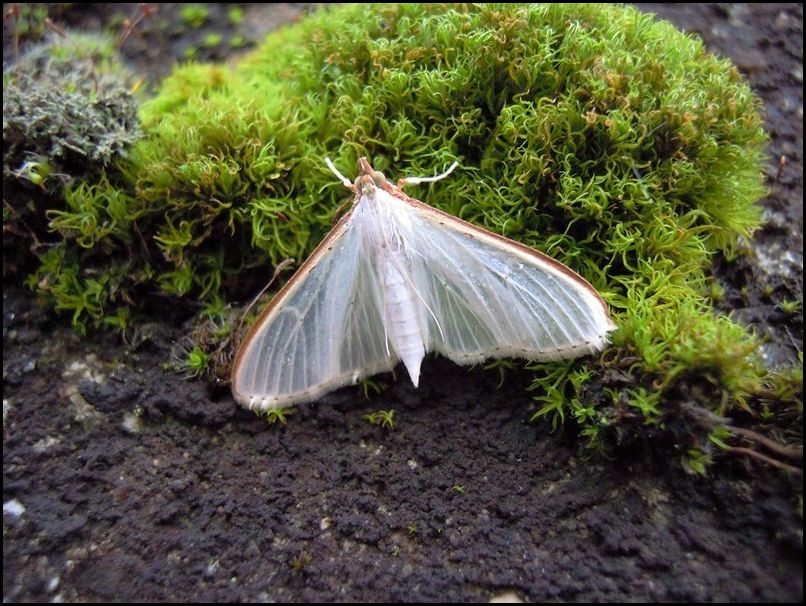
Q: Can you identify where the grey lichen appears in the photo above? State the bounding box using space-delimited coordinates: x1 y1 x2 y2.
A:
3 31 142 279
3 32 141 189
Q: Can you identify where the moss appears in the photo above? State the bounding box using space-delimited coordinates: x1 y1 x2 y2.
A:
778 298 802 316
14 4 795 468
178 4 210 29
229 35 247 50
363 409 397 431
261 407 294 426
3 32 140 184
3 31 141 278
227 6 245 26
5 4 52 44
202 32 224 49
168 339 212 379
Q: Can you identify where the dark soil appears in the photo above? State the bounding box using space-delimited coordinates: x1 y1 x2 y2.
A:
3 4 803 602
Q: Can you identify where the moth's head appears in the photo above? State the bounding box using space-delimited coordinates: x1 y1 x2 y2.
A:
355 157 386 196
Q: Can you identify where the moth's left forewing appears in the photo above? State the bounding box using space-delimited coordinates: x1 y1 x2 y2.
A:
381 182 615 364
232 195 397 410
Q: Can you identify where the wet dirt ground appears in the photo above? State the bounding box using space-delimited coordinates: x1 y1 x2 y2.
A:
3 4 803 602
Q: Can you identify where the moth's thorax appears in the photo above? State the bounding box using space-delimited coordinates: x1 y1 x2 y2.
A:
354 169 387 197
355 188 414 256
357 175 376 197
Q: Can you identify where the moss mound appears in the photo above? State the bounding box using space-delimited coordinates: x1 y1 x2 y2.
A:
10 4 789 467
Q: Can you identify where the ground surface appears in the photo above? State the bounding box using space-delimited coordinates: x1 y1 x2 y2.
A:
3 4 803 602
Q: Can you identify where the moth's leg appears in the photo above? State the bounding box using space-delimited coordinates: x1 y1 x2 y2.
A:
324 157 353 188
398 161 459 188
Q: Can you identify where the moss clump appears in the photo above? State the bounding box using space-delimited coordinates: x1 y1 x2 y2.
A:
179 4 210 29
15 4 793 467
363 409 397 431
3 32 141 188
3 31 141 279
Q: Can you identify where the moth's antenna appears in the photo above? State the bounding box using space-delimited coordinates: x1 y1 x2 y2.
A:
398 161 459 187
324 157 352 188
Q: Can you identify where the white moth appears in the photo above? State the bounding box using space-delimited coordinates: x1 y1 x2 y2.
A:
232 157 615 411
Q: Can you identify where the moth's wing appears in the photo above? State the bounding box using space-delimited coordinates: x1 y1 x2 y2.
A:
232 217 395 410
401 198 615 364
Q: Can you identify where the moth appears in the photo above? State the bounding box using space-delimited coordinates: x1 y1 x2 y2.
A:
232 157 615 410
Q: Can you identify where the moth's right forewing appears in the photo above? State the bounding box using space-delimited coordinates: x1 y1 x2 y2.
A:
395 195 615 364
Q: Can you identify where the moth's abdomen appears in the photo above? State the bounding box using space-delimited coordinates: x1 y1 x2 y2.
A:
380 254 425 387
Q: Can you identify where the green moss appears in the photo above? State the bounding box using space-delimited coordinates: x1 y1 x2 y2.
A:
202 32 223 49
14 4 792 468
179 4 210 28
778 298 802 316
261 407 294 426
174 343 211 378
229 35 247 49
227 6 245 26
3 31 141 280
363 409 397 431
